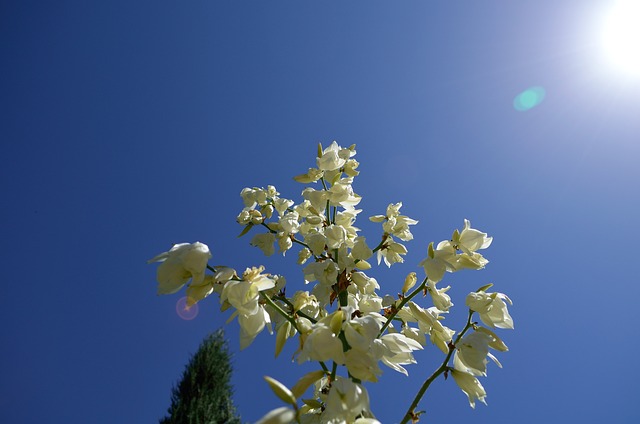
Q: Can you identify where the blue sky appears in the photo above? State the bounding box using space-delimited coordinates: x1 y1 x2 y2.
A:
2 1 640 423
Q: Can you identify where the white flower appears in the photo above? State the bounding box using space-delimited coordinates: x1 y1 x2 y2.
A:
343 314 382 352
344 349 382 382
256 406 296 424
297 247 312 265
184 275 215 306
466 291 514 329
351 236 373 261
294 167 325 183
325 224 348 249
237 208 263 225
277 233 293 254
451 370 487 408
343 159 360 177
304 232 327 256
456 251 489 270
297 323 346 364
417 241 457 283
376 236 408 267
148 242 211 295
279 211 300 234
328 178 361 208
273 197 295 216
220 266 275 315
375 333 423 376
453 219 492 254
426 280 453 312
317 141 353 171
304 260 339 287
251 233 276 256
240 186 278 208
322 377 373 423
292 291 320 319
356 293 383 314
407 302 455 353
402 272 418 293
301 188 329 213
350 272 380 295
238 304 272 349
381 202 418 241
453 331 501 377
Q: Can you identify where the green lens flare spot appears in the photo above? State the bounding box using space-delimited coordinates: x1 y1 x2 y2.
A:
513 86 545 111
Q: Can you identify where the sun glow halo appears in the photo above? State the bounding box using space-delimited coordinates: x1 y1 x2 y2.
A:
601 1 640 75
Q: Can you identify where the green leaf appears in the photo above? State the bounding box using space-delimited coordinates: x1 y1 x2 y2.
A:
237 223 253 238
264 376 297 406
291 370 325 399
476 283 493 292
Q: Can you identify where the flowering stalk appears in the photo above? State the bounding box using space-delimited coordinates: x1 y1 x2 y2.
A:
260 292 301 333
377 276 428 337
399 310 474 424
148 141 514 423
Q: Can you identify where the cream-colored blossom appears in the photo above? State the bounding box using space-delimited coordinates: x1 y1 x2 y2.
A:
328 178 361 208
466 291 514 329
381 203 418 241
350 272 380 295
279 211 300 234
407 302 454 353
316 141 354 171
256 406 296 424
238 305 272 349
325 224 348 249
303 260 339 287
453 219 492 254
294 167 324 183
417 241 458 283
301 188 329 213
375 332 423 375
297 323 346 364
251 233 276 256
427 280 453 312
297 247 312 265
402 272 418 293
322 377 373 423
351 236 373 261
376 236 408 267
345 348 382 382
453 331 502 376
148 242 211 295
451 370 487 408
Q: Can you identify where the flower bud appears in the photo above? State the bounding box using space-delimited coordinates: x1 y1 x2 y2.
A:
402 272 417 293
330 310 344 335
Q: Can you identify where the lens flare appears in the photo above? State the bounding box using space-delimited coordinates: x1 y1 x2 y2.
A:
513 86 545 111
176 296 198 320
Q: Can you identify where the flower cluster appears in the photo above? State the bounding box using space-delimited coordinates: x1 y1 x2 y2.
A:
148 141 514 423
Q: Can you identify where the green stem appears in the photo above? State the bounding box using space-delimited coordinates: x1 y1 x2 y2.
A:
261 222 277 234
370 235 388 255
274 295 317 324
291 237 312 251
377 276 428 338
260 292 300 333
398 310 475 424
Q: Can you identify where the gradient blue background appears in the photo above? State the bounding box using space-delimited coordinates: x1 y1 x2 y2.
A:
2 1 639 423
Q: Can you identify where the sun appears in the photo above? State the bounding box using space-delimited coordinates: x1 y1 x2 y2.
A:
601 1 640 75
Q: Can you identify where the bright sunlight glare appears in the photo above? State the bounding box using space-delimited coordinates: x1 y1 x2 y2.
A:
601 0 640 75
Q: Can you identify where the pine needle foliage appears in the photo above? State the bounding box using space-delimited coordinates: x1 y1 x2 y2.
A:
160 330 241 424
